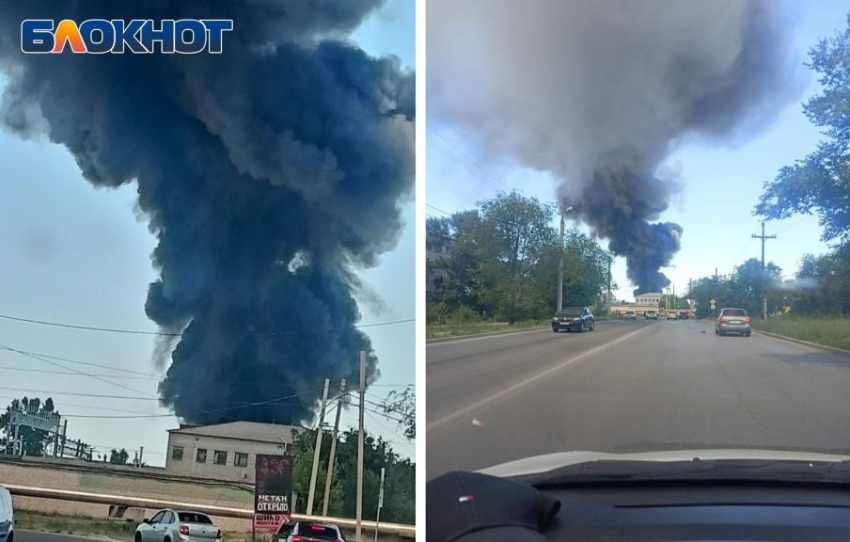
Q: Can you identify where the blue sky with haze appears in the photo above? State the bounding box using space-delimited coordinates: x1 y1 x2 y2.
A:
427 2 848 303
0 0 414 464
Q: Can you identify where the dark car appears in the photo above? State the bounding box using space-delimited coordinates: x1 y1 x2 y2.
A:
552 306 595 333
678 310 690 320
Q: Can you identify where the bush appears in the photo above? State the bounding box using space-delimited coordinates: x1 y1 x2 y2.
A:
447 306 480 326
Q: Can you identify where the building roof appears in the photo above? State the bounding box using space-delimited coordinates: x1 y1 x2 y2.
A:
168 421 301 445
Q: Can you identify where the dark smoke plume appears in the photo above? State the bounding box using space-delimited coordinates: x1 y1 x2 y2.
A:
0 1 414 424
429 0 798 294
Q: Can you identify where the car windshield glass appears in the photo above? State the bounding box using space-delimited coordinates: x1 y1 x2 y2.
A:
424 0 850 487
299 524 337 540
178 513 212 524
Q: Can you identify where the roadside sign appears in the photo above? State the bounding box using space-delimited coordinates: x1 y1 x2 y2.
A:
254 454 292 531
710 299 716 305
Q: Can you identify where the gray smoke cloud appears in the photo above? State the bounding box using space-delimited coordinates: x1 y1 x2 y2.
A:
0 1 414 424
429 0 799 294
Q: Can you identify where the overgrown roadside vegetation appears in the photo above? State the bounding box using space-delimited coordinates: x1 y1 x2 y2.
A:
15 510 137 541
752 318 850 352
426 192 615 338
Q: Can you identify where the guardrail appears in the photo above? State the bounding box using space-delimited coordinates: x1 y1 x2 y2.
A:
5 484 416 539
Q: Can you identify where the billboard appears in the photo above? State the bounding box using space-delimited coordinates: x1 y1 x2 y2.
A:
254 454 292 531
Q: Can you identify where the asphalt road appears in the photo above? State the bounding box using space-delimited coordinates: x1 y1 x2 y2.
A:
427 319 850 479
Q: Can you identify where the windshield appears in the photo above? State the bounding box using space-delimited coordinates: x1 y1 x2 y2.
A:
178 513 212 524
426 0 850 484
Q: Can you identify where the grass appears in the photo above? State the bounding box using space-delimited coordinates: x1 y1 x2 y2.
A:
426 319 547 339
15 510 138 541
14 511 409 542
752 316 850 351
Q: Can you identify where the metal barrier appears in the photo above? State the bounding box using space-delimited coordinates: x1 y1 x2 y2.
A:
5 484 416 539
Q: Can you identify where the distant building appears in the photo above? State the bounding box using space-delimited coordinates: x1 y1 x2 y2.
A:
164 421 300 482
635 292 663 306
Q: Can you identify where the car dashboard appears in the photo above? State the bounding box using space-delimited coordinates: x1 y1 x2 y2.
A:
537 481 850 541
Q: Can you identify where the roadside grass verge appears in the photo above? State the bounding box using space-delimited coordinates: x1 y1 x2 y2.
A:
426 320 546 339
15 510 137 541
752 317 850 351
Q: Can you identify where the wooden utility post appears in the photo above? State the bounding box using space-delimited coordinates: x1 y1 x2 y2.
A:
752 222 776 320
356 351 366 541
306 378 330 515
322 379 346 517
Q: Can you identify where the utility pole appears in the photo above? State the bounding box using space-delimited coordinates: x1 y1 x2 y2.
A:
322 379 346 517
356 351 366 542
307 378 330 515
139 446 144 467
556 205 573 313
374 467 385 542
607 255 612 309
752 222 776 320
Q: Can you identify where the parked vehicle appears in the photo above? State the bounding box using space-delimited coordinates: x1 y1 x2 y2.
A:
623 310 637 320
0 484 13 542
552 306 595 332
678 310 690 320
136 509 222 542
645 311 658 320
278 521 346 542
715 308 752 337
666 312 678 320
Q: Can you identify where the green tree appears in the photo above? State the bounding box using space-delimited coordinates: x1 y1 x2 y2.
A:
0 397 58 456
288 428 414 524
756 13 850 243
378 387 415 440
109 448 130 465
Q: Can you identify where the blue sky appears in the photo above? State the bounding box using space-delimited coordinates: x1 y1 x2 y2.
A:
427 2 847 303
0 0 414 465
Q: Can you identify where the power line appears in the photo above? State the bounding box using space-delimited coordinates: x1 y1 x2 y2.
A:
426 204 451 216
0 344 156 376
0 387 159 401
0 365 157 380
0 312 413 337
0 342 154 399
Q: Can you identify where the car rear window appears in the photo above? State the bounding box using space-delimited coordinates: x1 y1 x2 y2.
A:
722 309 747 317
298 523 338 540
178 513 212 524
558 308 582 316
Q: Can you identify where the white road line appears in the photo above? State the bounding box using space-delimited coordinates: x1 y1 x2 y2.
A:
427 325 651 432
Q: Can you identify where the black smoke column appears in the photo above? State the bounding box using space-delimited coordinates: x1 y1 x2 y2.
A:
0 1 414 424
429 0 799 295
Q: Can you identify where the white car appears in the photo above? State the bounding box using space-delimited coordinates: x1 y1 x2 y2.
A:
0 485 13 542
136 509 222 542
666 312 678 320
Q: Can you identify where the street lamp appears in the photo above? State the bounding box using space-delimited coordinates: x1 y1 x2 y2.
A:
557 205 574 313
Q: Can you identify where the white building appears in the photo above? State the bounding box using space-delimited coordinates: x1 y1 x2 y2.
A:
165 421 300 482
635 292 663 306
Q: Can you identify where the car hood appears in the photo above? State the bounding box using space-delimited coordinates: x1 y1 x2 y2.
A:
479 449 850 478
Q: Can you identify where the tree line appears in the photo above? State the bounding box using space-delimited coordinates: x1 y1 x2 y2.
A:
427 191 614 323
689 15 850 319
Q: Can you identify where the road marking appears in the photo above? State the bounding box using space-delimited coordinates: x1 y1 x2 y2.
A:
427 325 651 432
427 327 549 347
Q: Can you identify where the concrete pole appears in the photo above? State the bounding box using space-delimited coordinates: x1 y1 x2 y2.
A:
356 352 366 541
374 467 385 542
322 379 346 517
306 378 330 515
557 211 565 313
